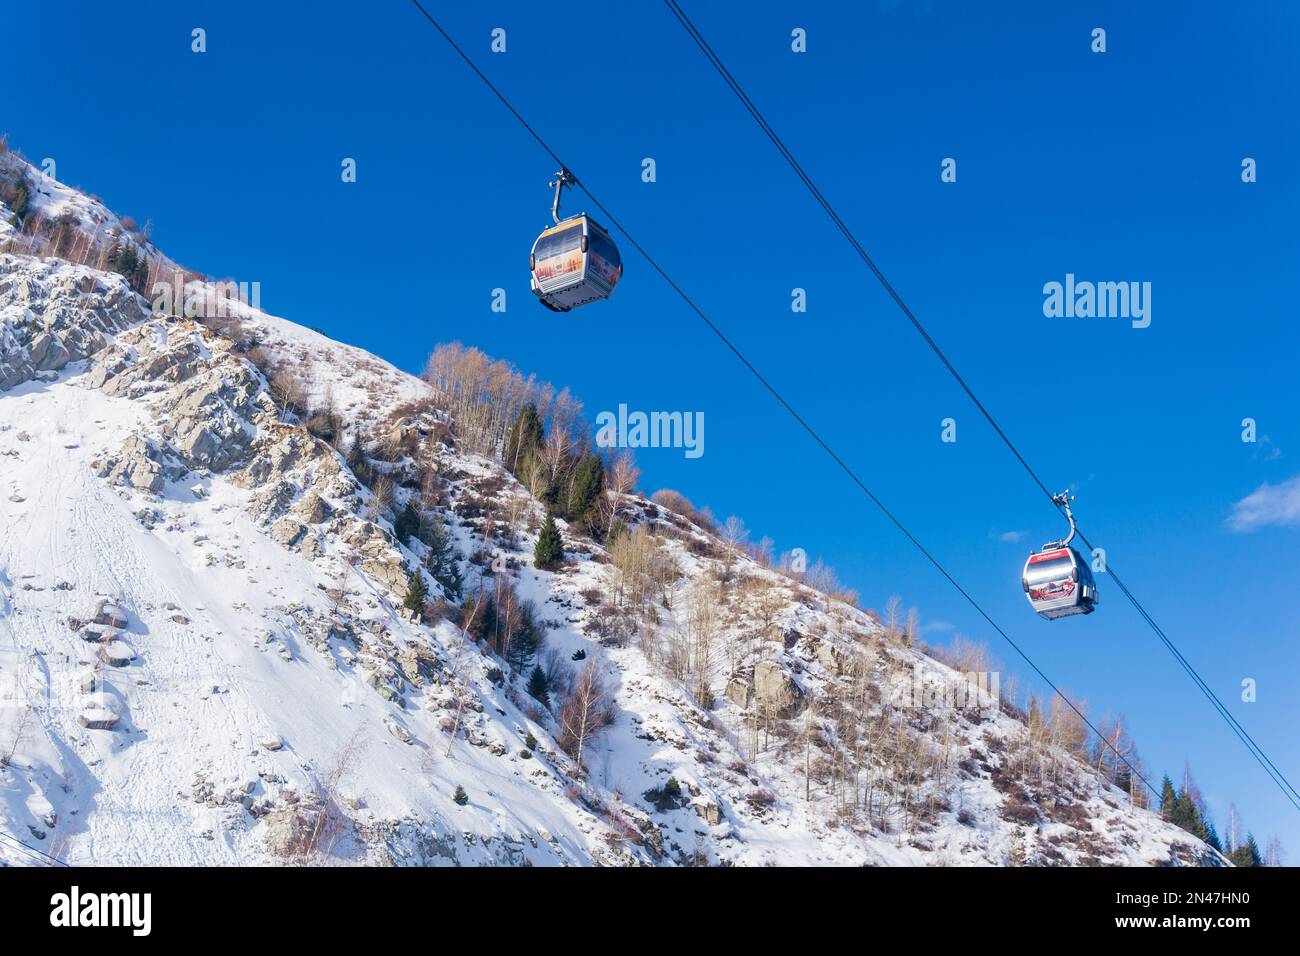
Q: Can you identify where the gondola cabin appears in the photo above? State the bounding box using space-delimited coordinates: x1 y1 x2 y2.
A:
529 214 622 312
1021 545 1098 621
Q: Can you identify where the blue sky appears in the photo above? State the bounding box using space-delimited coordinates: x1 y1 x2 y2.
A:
7 0 1299 852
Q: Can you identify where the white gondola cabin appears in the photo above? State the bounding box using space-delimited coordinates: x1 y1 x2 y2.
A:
1021 492 1098 621
529 170 622 312
1022 545 1098 620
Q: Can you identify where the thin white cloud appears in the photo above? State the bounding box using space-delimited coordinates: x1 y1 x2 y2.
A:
1227 475 1300 532
996 530 1026 543
1253 435 1282 461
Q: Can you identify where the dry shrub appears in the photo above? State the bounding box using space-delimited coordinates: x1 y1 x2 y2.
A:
602 810 645 848
1001 792 1040 825
588 604 635 647
650 489 716 532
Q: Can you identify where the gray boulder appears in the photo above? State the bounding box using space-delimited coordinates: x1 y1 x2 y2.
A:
753 660 803 717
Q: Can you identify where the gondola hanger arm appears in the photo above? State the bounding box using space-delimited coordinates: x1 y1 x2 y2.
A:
550 168 576 224
1050 491 1078 548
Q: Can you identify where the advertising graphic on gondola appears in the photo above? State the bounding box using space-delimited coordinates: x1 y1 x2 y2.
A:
534 225 583 282
587 229 622 289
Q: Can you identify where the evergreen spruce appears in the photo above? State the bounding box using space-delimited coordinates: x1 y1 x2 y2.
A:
503 402 544 474
566 451 605 526
402 568 429 615
112 240 140 278
459 590 484 638
425 515 463 600
1174 788 1209 841
472 590 498 645
394 499 421 546
1204 821 1223 852
453 785 469 806
526 665 550 707
345 439 371 486
1159 775 1178 821
1229 834 1263 867
505 602 541 673
10 178 30 222
534 512 564 570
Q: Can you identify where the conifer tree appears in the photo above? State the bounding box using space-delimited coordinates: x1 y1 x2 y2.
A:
402 568 429 615
1174 787 1209 841
394 499 421 546
527 665 550 707
1159 775 1178 821
112 240 139 279
1228 834 1263 867
10 177 30 222
505 601 541 673
534 512 564 570
425 515 463 600
566 451 605 527
503 402 544 474
1204 821 1223 853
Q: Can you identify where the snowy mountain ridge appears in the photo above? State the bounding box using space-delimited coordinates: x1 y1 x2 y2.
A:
0 150 1220 866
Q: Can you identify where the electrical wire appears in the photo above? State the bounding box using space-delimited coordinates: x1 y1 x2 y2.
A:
0 826 68 867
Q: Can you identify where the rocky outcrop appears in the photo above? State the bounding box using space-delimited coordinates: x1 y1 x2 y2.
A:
341 521 409 593
396 643 441 688
94 434 176 493
76 307 417 609
753 660 803 717
725 675 751 709
0 256 147 393
815 641 842 676
167 365 264 469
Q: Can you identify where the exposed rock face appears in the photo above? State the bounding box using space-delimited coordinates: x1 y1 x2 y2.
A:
77 310 416 603
167 366 264 469
341 521 409 593
396 643 441 688
271 518 308 549
0 256 147 393
293 491 332 525
0 253 429 704
694 799 722 827
261 807 315 858
753 660 803 717
816 641 842 676
725 675 751 709
95 435 175 493
367 666 406 707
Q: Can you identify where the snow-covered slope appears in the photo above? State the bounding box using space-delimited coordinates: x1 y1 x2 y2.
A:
0 156 1221 867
